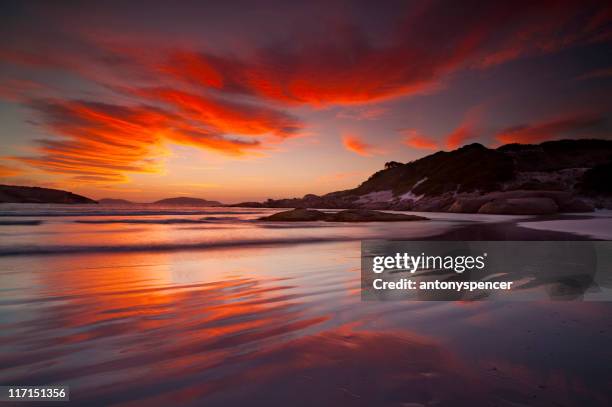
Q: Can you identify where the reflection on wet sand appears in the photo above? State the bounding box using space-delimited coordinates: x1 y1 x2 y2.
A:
1 242 611 406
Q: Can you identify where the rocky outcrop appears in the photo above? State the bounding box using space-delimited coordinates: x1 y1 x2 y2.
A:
260 208 328 221
237 139 612 214
0 184 96 204
478 197 559 215
259 208 428 222
558 198 595 212
228 201 264 208
448 197 491 213
448 190 593 214
327 209 428 222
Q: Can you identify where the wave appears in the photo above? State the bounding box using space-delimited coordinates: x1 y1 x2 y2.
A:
0 210 264 217
73 216 245 225
74 218 214 225
0 220 43 226
0 236 358 257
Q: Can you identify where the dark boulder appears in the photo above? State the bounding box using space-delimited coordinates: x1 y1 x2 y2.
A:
327 209 427 222
259 208 328 221
478 197 559 215
259 208 428 222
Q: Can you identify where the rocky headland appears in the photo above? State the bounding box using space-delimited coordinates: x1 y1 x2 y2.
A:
235 139 612 215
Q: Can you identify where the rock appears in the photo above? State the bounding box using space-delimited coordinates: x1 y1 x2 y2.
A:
359 201 393 210
412 194 455 212
484 190 571 205
228 201 264 208
228 140 612 212
327 209 427 222
558 198 594 212
259 208 328 221
448 197 490 213
478 197 559 215
391 199 415 211
259 208 428 222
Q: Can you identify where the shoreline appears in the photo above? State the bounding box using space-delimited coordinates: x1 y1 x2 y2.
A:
0 216 601 259
424 217 599 241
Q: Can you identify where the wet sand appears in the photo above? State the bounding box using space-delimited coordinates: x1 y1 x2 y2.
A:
427 215 598 241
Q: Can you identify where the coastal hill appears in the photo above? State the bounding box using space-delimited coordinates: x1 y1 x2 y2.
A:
0 184 97 204
0 190 224 206
152 197 222 206
233 139 612 214
99 197 223 206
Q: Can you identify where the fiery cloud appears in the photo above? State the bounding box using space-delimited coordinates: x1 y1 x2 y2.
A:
145 2 610 106
0 164 22 177
446 126 476 150
401 130 438 150
445 105 485 149
0 1 610 187
14 99 268 183
342 134 376 157
134 88 302 138
496 113 607 144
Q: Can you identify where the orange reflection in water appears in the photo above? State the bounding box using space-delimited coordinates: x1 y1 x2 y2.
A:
1 241 611 407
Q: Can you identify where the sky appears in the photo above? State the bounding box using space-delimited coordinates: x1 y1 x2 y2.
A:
0 0 611 203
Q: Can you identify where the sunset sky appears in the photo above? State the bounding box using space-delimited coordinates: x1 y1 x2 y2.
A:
1 0 611 203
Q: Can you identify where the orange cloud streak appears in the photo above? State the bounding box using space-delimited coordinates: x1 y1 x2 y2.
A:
445 105 485 149
342 134 376 157
0 164 22 177
495 113 606 144
401 130 438 150
14 99 268 184
135 88 302 138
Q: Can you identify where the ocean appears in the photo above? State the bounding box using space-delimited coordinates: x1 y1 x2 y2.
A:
0 204 611 406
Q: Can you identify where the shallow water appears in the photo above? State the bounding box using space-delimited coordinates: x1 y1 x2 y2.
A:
0 205 611 406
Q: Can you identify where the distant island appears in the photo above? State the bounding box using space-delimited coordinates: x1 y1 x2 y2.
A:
0 188 223 207
98 197 223 206
231 139 612 215
0 184 96 204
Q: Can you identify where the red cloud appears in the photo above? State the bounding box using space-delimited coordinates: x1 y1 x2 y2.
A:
134 88 302 138
446 126 476 150
495 113 607 144
445 106 484 150
162 51 224 89
342 134 376 157
14 99 266 184
0 164 22 177
0 1 609 184
145 2 610 106
401 130 438 150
